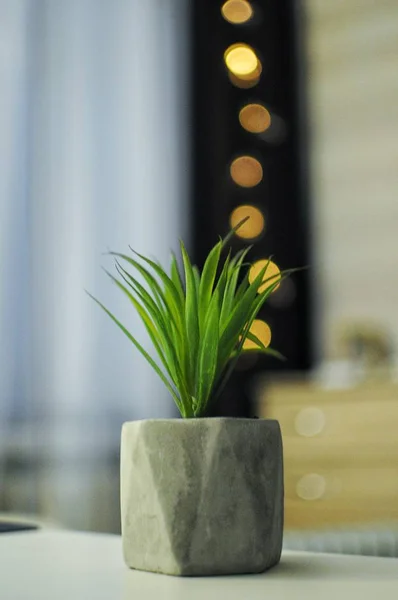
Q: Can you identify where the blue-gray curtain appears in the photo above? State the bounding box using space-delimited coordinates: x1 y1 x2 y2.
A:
0 0 189 530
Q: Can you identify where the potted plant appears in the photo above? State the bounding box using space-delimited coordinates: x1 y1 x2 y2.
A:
89 220 293 576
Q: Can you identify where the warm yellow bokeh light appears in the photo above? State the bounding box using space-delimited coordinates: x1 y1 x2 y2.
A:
228 71 260 89
239 104 271 133
233 60 262 81
249 259 281 293
230 205 265 239
243 319 272 350
227 56 262 88
224 43 258 77
230 156 263 187
221 0 253 24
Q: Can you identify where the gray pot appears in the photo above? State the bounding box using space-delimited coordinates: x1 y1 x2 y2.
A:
120 417 283 576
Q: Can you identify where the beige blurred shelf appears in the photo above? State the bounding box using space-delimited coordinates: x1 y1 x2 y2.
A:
258 380 398 529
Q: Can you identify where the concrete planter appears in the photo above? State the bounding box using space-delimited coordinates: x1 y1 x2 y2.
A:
120 418 283 576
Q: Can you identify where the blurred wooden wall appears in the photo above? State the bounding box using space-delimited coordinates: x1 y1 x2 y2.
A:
306 0 398 359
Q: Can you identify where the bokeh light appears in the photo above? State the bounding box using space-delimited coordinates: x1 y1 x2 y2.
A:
221 0 253 24
249 259 281 293
243 319 272 350
239 104 271 133
230 156 263 187
228 68 261 88
224 43 258 77
230 205 265 239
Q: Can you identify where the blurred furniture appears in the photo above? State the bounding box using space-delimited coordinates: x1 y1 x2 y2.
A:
0 422 120 533
283 523 398 558
0 513 39 533
0 512 60 533
2 530 398 599
258 379 398 529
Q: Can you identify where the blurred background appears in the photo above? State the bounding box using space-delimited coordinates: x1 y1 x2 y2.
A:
1 0 398 556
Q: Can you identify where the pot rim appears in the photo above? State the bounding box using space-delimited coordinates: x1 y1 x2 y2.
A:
122 417 279 426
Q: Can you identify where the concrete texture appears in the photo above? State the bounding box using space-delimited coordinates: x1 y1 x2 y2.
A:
120 418 284 576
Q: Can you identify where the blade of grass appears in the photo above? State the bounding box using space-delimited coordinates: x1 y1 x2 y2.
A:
111 265 192 411
131 249 191 378
86 291 186 415
192 265 201 298
221 216 250 248
241 346 286 360
111 251 184 336
131 248 184 313
180 241 199 388
114 261 180 350
211 249 231 314
211 315 252 406
220 246 252 329
114 262 167 327
170 252 185 305
241 330 285 359
196 290 220 415
244 330 270 350
217 260 281 374
109 268 181 376
107 270 182 379
114 261 188 372
111 253 183 345
198 240 222 334
215 274 292 397
220 259 269 338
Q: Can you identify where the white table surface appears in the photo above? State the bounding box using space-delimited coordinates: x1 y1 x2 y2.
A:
1 530 397 599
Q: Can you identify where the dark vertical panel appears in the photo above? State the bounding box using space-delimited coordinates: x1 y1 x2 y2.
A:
190 0 313 416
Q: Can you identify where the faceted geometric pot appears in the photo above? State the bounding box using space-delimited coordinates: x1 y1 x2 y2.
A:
120 418 284 576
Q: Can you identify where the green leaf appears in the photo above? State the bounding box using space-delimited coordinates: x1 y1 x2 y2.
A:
220 261 268 337
212 316 252 404
113 265 193 413
192 265 201 298
198 240 222 334
241 345 286 360
132 248 184 312
220 246 252 328
180 241 200 387
221 216 250 248
86 291 186 415
244 330 269 351
232 270 250 308
111 252 169 309
196 290 220 415
114 262 165 322
111 252 183 345
133 250 189 374
113 261 177 345
170 253 185 305
110 267 180 375
212 250 231 314
106 269 164 350
94 229 296 418
240 329 285 360
217 260 275 375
